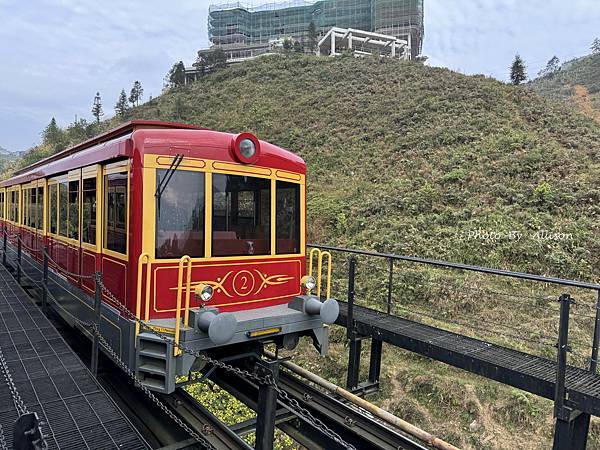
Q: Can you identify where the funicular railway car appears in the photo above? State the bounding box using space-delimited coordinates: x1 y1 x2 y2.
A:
0 121 338 393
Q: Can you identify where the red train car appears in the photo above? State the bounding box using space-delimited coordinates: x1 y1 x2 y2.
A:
0 121 338 392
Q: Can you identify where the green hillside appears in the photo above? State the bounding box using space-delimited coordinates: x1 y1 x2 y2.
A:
12 56 600 449
530 53 600 120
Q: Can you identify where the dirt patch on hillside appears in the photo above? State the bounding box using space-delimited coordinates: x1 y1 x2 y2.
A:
573 84 600 123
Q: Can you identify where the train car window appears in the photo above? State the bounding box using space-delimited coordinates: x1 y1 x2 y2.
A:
104 172 128 254
276 181 301 254
49 185 57 234
36 187 43 230
23 189 29 227
0 192 4 219
82 178 96 245
30 188 37 229
155 170 204 258
59 182 68 237
212 174 271 257
68 180 79 240
10 191 18 223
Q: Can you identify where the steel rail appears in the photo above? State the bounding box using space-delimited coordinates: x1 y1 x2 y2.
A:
158 389 253 450
212 366 427 450
309 244 600 290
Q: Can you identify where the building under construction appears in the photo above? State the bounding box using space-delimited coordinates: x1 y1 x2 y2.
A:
207 0 424 62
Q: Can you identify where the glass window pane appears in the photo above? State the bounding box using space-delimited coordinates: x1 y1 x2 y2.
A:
49 185 57 234
68 180 79 240
212 174 270 257
32 188 37 228
104 171 127 254
59 182 68 237
37 187 43 230
82 178 96 245
276 181 301 254
23 190 28 227
156 170 204 258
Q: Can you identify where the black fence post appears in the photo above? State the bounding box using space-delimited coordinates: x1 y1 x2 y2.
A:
368 338 383 386
2 228 6 266
590 290 600 374
42 246 49 314
255 359 279 450
91 272 102 377
387 258 393 315
551 293 590 450
346 257 356 340
554 293 572 420
16 236 21 285
346 257 361 390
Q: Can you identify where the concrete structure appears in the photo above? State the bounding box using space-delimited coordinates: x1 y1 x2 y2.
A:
204 0 424 63
317 27 409 59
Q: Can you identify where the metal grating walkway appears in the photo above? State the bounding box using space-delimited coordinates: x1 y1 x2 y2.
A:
337 302 600 417
0 264 148 449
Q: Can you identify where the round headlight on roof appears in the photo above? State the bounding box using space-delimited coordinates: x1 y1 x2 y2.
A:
231 133 261 164
239 138 256 159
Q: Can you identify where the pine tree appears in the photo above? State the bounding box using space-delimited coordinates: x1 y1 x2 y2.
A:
592 38 600 54
510 54 527 85
538 56 560 77
42 118 62 145
308 21 318 52
114 89 129 117
129 81 143 107
91 92 103 123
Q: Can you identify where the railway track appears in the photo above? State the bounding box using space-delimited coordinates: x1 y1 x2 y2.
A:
16 260 427 450
212 367 428 450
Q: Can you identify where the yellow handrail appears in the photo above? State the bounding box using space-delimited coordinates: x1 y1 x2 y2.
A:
135 253 150 344
308 248 333 299
174 255 192 356
183 257 193 328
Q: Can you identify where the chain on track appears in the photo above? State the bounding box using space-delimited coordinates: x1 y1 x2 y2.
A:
0 423 6 450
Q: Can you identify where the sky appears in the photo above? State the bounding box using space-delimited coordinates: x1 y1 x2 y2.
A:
1 0 599 152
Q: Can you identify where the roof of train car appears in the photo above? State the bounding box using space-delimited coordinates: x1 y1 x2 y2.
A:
1 120 305 187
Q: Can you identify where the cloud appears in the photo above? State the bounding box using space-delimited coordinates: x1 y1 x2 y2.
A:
424 0 600 79
0 0 210 151
1 0 599 151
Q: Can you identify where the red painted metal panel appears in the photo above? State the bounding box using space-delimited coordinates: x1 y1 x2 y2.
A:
101 255 127 306
81 249 96 293
150 257 305 319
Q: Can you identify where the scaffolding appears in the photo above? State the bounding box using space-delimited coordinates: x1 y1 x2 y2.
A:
207 0 424 60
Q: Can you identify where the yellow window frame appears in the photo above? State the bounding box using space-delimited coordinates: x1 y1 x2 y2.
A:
102 160 130 261
142 154 306 263
81 164 102 253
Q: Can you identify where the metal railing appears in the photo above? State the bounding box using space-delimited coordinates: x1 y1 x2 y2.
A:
136 253 194 356
309 243 600 421
308 247 332 299
175 255 193 356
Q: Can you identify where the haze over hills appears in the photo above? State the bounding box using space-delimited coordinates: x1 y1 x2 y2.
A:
5 56 600 448
530 52 600 122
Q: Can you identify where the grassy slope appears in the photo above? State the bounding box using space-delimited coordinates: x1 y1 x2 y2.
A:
530 53 600 120
14 55 600 448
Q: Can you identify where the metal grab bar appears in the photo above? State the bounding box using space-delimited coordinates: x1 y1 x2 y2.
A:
174 255 192 356
309 248 332 299
135 253 150 343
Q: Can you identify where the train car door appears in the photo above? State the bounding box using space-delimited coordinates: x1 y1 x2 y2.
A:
101 160 129 307
80 165 101 294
